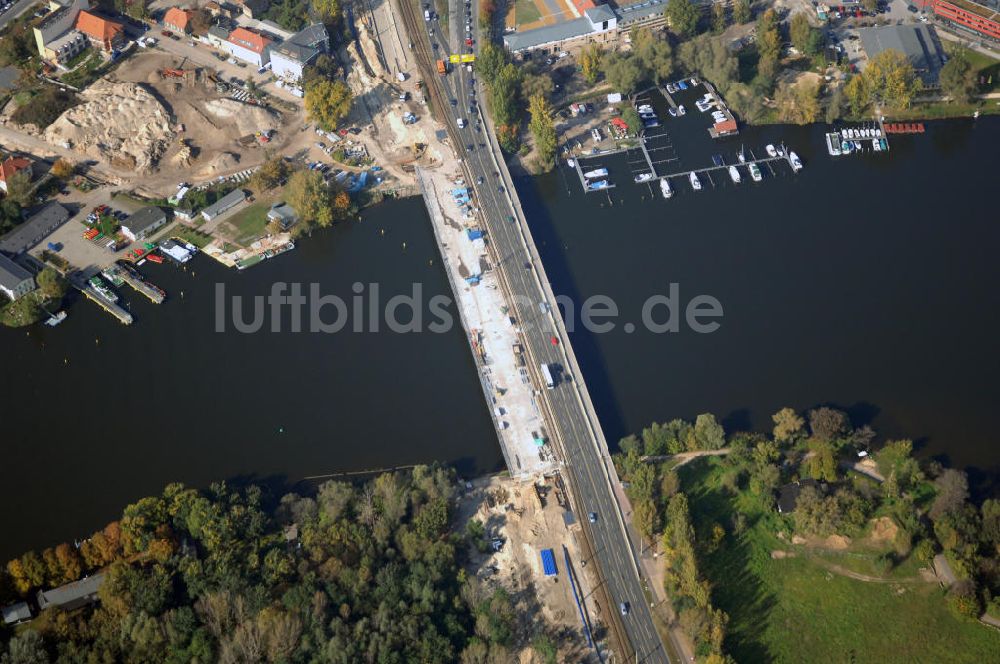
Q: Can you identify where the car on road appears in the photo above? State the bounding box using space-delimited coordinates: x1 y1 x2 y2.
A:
457 118 466 128
466 144 474 152
497 185 504 193
476 176 484 184
588 512 597 523
620 601 630 616
450 98 458 106
161 30 173 38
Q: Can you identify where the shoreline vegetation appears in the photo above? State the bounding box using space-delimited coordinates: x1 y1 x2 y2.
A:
476 1 999 172
0 466 553 664
613 408 1000 662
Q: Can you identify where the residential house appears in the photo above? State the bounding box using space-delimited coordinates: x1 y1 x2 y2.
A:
267 202 297 230
33 0 90 63
206 24 232 48
0 156 33 193
75 10 125 52
1 602 32 625
223 26 272 67
36 573 106 611
121 206 168 242
269 23 329 82
0 253 35 300
163 7 194 34
201 189 246 221
0 202 71 256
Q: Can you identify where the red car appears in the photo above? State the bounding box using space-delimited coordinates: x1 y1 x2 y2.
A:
161 30 173 38
465 38 473 46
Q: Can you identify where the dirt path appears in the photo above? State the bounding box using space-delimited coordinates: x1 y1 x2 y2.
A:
810 557 931 584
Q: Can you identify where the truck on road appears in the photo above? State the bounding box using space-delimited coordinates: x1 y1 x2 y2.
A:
540 363 555 390
436 59 448 74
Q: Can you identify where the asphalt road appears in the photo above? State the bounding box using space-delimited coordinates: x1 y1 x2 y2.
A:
0 0 37 32
414 3 671 661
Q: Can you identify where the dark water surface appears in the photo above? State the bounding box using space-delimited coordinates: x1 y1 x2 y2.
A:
0 197 500 559
518 117 999 491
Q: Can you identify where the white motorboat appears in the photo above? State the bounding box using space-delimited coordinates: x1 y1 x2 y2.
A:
766 144 777 158
689 171 702 190
634 173 654 183
583 168 608 179
749 163 762 182
789 151 803 172
660 178 673 199
728 165 741 184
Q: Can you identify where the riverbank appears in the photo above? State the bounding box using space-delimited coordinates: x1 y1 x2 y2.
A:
0 196 501 560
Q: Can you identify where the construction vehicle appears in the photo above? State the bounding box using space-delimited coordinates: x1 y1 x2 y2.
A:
436 59 447 75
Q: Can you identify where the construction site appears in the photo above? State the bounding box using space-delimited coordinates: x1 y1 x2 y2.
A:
456 474 603 663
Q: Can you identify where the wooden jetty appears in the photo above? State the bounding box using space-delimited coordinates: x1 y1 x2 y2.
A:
115 261 166 304
73 278 133 325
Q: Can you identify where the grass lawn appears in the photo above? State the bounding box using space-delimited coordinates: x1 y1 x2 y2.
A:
170 224 212 249
224 201 271 246
678 458 1000 663
514 0 542 26
945 44 1000 93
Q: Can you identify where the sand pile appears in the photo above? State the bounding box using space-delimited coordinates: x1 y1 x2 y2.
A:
201 98 277 136
197 151 240 178
44 80 172 173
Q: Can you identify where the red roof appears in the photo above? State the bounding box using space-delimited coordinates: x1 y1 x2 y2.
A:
0 157 31 183
163 8 193 30
227 27 271 54
572 0 597 13
714 119 738 133
75 11 124 45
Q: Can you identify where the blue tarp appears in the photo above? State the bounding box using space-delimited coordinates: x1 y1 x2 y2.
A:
451 188 469 196
467 229 484 241
465 275 480 285
348 171 368 193
540 549 557 576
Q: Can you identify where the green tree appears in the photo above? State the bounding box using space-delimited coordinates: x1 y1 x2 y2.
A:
632 27 675 84
694 413 726 450
304 79 353 131
805 439 838 482
756 9 782 81
733 0 751 24
603 53 643 93
311 0 341 23
521 70 554 102
0 630 49 664
775 80 821 124
789 13 811 54
711 1 728 34
487 63 522 127
861 0 878 12
285 169 334 231
5 170 33 207
772 407 805 444
808 406 849 443
939 50 977 104
862 49 922 109
666 0 700 39
580 44 603 85
36 268 67 301
250 155 291 192
528 94 557 171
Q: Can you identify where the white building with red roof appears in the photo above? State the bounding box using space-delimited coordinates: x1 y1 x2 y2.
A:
223 26 272 68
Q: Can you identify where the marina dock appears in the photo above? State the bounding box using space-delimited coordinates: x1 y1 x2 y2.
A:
572 158 616 193
72 277 133 325
113 262 166 304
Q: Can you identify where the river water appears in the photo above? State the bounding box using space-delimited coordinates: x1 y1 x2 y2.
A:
1 118 996 559
519 117 999 494
0 198 500 560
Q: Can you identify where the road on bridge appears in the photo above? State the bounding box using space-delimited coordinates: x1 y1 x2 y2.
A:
395 1 676 661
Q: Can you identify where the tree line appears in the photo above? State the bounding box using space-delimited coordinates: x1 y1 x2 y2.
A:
614 406 1000 657
0 466 523 663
